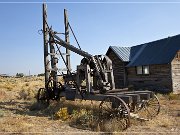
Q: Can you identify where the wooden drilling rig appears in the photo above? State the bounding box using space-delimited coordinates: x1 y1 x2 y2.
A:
37 4 160 130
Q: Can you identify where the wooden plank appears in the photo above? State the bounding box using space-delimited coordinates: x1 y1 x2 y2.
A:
171 54 180 94
60 91 132 104
108 93 140 104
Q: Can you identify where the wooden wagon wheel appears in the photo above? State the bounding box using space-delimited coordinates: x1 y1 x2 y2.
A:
37 88 49 105
136 93 160 120
99 95 130 131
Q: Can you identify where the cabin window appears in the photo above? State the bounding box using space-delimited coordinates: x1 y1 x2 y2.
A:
136 65 149 75
136 66 143 74
143 66 149 74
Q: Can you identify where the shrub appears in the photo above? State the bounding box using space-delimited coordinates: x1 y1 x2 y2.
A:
29 102 49 111
0 110 4 117
16 73 24 77
37 73 45 77
19 88 36 100
54 107 69 120
168 93 180 100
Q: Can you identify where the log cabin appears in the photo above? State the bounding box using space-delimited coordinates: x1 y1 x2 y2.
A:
106 34 180 94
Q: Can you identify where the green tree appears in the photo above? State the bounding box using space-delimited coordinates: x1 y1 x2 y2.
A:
16 73 24 77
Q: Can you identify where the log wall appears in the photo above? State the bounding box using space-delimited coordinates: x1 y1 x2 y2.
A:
107 50 126 88
127 64 172 92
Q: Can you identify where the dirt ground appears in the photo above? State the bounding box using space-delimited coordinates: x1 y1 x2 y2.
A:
0 76 179 134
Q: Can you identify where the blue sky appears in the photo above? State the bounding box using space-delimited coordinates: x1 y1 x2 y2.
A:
1 1 180 75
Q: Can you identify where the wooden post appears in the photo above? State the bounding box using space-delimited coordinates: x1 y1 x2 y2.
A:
64 9 71 74
49 32 58 85
43 3 50 85
110 64 115 89
86 64 92 93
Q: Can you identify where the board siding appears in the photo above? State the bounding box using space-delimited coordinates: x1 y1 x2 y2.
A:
107 50 126 88
171 50 180 94
127 64 172 92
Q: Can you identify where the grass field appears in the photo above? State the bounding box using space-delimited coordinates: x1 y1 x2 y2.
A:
0 76 179 134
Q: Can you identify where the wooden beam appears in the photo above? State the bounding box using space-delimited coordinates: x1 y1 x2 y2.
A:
49 31 58 84
43 3 50 85
64 9 71 74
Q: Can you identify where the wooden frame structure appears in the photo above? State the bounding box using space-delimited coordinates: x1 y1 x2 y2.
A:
38 4 160 130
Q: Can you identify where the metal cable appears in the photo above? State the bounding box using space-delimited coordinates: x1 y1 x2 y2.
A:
68 22 81 50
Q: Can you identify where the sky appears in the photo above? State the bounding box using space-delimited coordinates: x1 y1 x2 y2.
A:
1 0 180 75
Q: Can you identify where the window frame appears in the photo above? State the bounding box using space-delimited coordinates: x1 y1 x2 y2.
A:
143 65 150 75
136 66 143 75
136 65 150 75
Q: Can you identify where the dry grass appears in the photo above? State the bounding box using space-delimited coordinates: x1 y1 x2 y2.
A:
147 114 177 128
0 109 4 117
36 99 101 130
125 93 180 133
167 93 180 100
0 76 180 134
0 76 44 100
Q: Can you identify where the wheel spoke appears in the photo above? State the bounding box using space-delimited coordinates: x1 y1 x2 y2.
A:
37 88 49 105
99 95 130 131
136 93 160 120
100 105 112 113
104 102 113 112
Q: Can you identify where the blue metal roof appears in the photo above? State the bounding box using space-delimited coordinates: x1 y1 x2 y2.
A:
108 46 131 62
107 34 180 66
128 35 180 66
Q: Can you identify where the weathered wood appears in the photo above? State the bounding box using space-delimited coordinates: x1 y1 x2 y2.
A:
54 34 92 58
123 62 128 87
60 91 132 104
171 50 180 94
127 64 172 92
49 33 58 84
43 4 50 85
106 88 129 93
64 9 71 74
107 50 127 88
106 48 180 93
107 93 140 104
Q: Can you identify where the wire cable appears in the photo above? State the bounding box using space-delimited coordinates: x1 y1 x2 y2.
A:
68 22 82 50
